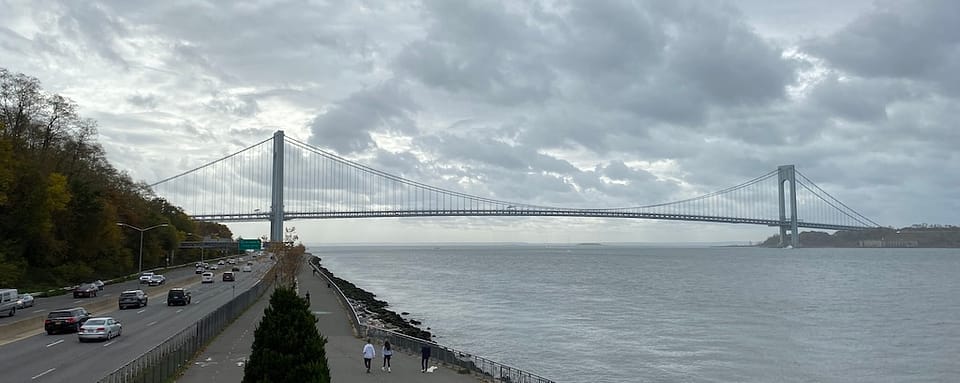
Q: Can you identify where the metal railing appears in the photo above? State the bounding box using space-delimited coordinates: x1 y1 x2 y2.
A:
310 261 554 383
97 268 275 383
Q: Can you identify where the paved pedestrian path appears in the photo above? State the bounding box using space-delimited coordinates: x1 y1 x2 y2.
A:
178 263 483 382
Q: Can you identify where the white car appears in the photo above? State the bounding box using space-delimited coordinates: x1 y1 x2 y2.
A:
209 264 219 270
201 272 214 283
138 272 155 284
241 265 252 272
16 293 34 308
78 317 122 342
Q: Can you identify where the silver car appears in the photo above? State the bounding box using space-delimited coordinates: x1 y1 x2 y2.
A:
16 293 34 308
78 317 122 342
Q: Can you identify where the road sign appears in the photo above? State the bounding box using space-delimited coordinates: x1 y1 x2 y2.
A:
238 238 262 251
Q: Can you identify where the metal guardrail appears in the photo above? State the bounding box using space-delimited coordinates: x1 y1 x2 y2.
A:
97 267 275 383
310 262 554 383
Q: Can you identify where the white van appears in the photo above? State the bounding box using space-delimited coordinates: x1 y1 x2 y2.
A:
0 289 19 317
201 272 214 284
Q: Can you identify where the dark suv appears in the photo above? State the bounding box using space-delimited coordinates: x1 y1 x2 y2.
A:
118 290 148 309
167 288 191 306
45 308 92 334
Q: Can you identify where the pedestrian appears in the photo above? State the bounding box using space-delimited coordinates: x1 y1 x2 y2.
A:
381 340 393 372
362 339 376 373
305 291 310 303
420 344 431 372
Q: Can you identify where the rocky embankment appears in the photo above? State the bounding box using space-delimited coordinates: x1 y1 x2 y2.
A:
309 258 432 341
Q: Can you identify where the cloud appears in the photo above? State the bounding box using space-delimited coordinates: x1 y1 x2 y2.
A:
306 82 418 154
804 0 960 95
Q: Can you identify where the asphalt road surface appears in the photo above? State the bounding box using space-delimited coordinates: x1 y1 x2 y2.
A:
0 259 273 382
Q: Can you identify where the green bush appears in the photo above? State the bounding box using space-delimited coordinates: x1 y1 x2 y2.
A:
243 287 330 383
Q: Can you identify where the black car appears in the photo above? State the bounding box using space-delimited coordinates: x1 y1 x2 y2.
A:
45 308 92 334
167 288 191 306
118 290 148 309
73 283 98 298
222 272 235 282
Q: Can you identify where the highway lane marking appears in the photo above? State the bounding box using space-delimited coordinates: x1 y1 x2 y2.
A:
147 321 158 327
31 368 55 380
176 309 184 313
45 339 64 347
103 340 115 347
32 309 45 313
72 300 83 304
137 309 146 314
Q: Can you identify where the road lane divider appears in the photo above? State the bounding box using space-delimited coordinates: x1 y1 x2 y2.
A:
31 368 55 380
45 339 64 347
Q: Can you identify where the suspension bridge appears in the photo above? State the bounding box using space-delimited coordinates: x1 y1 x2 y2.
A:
149 131 880 248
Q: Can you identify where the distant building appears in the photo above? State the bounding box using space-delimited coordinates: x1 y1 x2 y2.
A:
858 240 919 248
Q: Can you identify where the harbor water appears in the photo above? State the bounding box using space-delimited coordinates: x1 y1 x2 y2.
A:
311 245 960 383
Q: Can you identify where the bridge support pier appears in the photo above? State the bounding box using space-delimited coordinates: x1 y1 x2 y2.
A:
270 130 285 243
778 165 800 248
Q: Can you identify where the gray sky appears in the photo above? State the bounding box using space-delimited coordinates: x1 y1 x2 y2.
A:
2 0 957 243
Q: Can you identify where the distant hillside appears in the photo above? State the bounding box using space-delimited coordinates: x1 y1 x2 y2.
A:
760 225 960 248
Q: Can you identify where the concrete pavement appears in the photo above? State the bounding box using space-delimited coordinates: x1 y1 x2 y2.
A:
178 263 484 382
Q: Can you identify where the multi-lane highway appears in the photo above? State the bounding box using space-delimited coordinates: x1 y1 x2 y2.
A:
0 260 273 382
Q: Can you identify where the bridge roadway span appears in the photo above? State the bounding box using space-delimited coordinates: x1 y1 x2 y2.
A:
177 261 482 382
0 260 274 382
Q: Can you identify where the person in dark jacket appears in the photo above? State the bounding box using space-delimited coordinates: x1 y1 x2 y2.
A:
420 344 431 372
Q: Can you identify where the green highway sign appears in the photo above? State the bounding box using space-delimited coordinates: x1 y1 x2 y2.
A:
238 238 262 251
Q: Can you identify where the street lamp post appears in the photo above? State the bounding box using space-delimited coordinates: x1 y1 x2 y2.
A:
187 233 205 265
117 223 169 275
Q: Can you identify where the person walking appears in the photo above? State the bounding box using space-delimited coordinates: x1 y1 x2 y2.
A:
381 340 393 372
362 339 376 373
420 344 431 372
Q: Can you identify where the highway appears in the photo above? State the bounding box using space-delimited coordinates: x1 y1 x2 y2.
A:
0 259 273 382
0 264 208 325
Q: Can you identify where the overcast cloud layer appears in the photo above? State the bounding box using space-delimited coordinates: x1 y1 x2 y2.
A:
2 0 956 243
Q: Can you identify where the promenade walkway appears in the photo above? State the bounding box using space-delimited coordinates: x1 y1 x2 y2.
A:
177 264 481 382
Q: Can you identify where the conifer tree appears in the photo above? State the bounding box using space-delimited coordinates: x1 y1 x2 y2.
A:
243 287 330 382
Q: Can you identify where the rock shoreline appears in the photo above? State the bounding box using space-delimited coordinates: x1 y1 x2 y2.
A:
309 258 433 341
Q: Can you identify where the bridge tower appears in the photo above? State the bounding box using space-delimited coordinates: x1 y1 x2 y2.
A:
778 165 800 248
270 130 285 243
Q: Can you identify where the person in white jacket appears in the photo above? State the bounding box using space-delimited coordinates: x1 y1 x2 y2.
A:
362 339 376 373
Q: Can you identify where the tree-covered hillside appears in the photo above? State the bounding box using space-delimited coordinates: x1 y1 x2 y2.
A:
760 225 960 248
0 68 230 290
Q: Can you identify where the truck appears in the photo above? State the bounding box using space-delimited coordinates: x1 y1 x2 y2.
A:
0 289 19 317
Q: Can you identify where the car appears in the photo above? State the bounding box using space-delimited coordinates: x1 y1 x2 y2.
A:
201 272 214 283
118 290 148 309
45 308 92 334
139 272 155 284
195 266 205 274
92 280 105 291
16 293 35 309
217 260 225 265
147 274 166 286
241 265 252 272
0 289 17 317
231 265 240 272
228 258 237 264
222 271 235 282
167 288 191 306
78 317 122 342
73 283 99 298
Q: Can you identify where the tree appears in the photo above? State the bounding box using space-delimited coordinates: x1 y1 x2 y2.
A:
243 287 330 383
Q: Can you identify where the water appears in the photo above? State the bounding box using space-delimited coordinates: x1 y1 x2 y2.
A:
311 245 960 383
